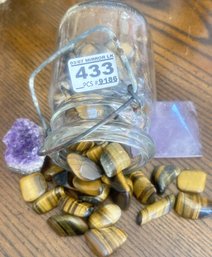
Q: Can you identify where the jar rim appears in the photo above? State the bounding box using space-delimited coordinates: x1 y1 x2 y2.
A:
59 0 147 32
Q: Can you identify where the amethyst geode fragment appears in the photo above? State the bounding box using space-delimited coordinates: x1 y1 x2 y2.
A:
3 118 45 174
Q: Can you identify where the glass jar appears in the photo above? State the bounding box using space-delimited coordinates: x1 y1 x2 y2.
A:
30 0 156 170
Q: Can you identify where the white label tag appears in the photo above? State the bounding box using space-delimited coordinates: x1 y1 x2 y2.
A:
68 52 119 93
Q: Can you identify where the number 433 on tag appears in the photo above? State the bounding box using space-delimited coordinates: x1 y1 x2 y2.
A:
68 52 120 93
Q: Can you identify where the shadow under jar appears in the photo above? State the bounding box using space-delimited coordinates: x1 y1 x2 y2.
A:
38 0 156 169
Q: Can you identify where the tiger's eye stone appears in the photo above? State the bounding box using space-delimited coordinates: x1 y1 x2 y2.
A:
47 214 88 236
20 173 47 202
67 153 103 181
73 177 103 196
101 175 111 186
89 204 122 229
100 143 131 177
177 170 207 193
175 192 212 219
75 141 95 153
104 172 132 210
125 177 133 196
151 165 181 194
130 171 156 204
85 226 127 257
78 184 110 205
86 143 108 163
61 196 94 218
32 187 65 214
111 190 131 211
136 194 175 225
43 164 64 181
52 170 74 190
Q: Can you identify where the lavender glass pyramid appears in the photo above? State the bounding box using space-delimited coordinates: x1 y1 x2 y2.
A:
3 118 45 174
149 101 202 158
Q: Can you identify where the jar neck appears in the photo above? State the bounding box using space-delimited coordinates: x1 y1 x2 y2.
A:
43 99 155 169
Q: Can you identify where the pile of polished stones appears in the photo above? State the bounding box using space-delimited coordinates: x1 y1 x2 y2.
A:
19 142 211 257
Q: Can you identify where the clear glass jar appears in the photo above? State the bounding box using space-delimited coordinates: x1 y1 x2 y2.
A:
41 0 156 169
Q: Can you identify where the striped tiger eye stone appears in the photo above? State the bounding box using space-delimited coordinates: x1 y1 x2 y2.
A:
89 204 122 229
61 196 94 218
151 165 181 194
85 226 127 257
20 173 47 202
43 164 64 181
100 143 131 177
177 170 207 193
130 171 156 204
47 215 88 236
175 192 212 219
67 153 103 181
75 141 95 153
52 170 74 189
86 143 108 163
78 184 110 205
32 187 65 214
136 194 175 225
73 177 103 196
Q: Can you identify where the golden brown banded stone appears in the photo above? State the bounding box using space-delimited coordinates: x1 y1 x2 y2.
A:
85 226 127 257
86 143 108 163
177 170 207 193
75 141 95 153
43 164 64 181
78 184 110 205
47 214 88 236
67 153 103 181
89 204 121 229
151 165 181 194
61 196 94 218
20 173 47 202
32 187 65 214
175 192 212 219
109 172 132 210
72 177 103 196
136 194 175 225
100 143 131 177
130 171 156 204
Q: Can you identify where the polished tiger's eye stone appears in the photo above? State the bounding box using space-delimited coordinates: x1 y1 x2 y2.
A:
151 165 181 194
61 196 94 218
110 173 131 210
177 170 207 193
52 170 74 190
136 194 175 225
175 192 212 219
86 143 108 163
78 184 110 205
20 173 47 202
100 143 131 177
32 187 65 214
47 214 88 236
89 204 122 229
101 175 111 186
72 177 103 196
85 226 127 257
67 153 103 181
125 177 133 196
75 141 95 153
111 190 131 211
130 171 156 204
43 164 64 181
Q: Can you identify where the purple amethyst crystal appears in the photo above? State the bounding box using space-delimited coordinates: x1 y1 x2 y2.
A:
3 118 45 174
